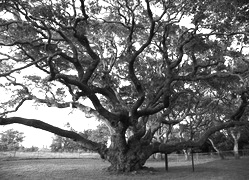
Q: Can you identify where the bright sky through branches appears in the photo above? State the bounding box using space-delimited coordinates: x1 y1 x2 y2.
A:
0 0 238 149
0 8 195 148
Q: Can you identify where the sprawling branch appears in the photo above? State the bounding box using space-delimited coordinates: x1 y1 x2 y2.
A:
231 90 249 121
170 29 196 69
55 74 121 122
73 3 99 84
154 120 249 154
152 88 249 154
0 56 47 77
92 87 121 107
137 103 165 117
0 117 105 152
55 30 84 80
75 35 100 84
79 0 89 20
0 77 118 127
128 0 156 116
0 98 31 116
174 71 242 82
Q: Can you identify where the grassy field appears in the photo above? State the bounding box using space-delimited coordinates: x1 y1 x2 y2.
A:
0 157 249 180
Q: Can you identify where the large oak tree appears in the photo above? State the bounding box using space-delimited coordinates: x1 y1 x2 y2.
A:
0 0 249 172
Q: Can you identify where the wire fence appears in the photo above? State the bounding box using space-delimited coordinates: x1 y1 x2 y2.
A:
0 150 100 160
149 149 249 163
0 149 249 162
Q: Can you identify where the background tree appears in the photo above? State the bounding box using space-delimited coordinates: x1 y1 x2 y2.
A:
50 134 86 152
0 0 249 172
50 135 64 152
0 129 24 151
50 123 110 152
82 123 110 145
238 125 249 150
208 132 229 160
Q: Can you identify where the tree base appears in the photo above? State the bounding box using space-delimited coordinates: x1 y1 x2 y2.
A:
130 166 157 175
105 165 157 175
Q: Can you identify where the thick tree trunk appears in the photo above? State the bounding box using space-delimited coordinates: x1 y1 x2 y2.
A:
106 147 150 172
103 128 153 172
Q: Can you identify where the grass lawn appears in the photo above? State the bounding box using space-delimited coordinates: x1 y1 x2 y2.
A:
0 157 249 180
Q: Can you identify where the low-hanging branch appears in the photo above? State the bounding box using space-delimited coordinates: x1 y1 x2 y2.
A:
0 116 106 153
153 120 249 154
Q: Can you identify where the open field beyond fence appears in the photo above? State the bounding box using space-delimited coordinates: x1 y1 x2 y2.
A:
1 149 249 162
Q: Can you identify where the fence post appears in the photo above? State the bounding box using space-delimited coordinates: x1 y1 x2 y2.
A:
191 149 195 172
165 153 168 171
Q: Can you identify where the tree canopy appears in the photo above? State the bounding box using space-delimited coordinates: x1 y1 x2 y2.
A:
0 129 24 151
0 0 249 172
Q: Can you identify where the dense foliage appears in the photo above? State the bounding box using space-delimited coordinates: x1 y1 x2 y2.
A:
0 129 24 151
